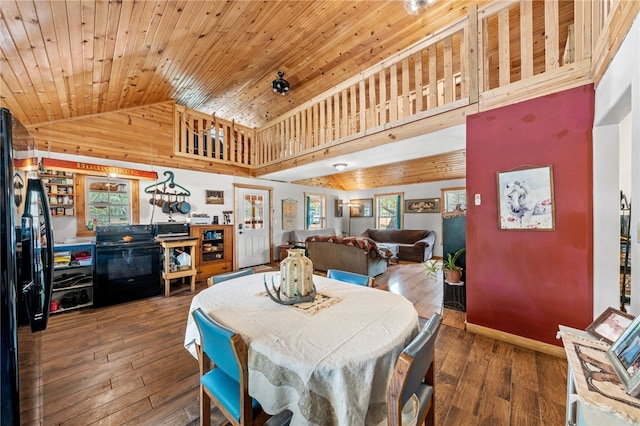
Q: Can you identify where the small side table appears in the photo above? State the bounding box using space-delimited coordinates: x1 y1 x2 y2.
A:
277 244 294 264
157 237 198 297
443 280 466 311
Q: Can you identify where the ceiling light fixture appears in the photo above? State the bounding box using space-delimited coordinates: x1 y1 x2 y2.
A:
333 163 347 172
404 0 436 15
272 70 290 95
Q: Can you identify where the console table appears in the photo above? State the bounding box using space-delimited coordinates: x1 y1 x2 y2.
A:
559 326 640 426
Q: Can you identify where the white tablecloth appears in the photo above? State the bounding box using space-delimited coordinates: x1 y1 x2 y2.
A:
184 272 419 426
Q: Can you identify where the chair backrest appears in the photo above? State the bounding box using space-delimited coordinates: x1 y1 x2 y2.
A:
387 313 442 426
210 268 254 286
327 269 374 287
192 308 244 382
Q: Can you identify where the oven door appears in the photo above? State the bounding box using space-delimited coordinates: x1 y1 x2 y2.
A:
94 243 161 306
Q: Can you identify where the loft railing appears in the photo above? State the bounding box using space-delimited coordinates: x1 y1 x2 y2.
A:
172 0 637 171
174 105 254 167
255 14 472 167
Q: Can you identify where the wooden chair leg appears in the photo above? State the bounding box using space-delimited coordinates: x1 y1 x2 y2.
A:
425 399 434 426
200 384 211 426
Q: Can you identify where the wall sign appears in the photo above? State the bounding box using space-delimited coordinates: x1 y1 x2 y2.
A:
41 158 157 180
282 198 297 230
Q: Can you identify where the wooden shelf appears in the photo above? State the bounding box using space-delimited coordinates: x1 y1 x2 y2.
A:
52 244 94 313
40 169 76 217
190 225 233 281
158 238 197 297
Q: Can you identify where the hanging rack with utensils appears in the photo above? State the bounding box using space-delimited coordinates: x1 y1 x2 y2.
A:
144 171 191 196
144 171 192 218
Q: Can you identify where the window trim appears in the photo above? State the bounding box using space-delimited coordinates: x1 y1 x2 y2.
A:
440 186 466 213
304 192 327 230
374 192 404 230
76 175 139 236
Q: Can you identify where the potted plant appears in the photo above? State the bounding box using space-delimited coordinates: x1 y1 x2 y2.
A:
443 247 465 283
423 259 442 280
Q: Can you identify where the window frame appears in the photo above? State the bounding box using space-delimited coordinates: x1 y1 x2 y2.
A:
440 186 466 213
304 192 326 230
374 192 404 230
76 175 140 236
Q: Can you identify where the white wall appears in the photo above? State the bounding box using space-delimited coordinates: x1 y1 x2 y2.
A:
593 13 640 316
44 150 464 260
41 152 344 253
344 178 466 257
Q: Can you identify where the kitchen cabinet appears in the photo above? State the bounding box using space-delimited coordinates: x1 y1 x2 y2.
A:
52 244 94 313
39 170 75 216
190 225 233 281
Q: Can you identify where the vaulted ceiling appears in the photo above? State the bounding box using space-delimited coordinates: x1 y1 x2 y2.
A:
1 0 481 187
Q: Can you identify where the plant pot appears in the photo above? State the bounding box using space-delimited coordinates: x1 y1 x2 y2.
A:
444 267 462 284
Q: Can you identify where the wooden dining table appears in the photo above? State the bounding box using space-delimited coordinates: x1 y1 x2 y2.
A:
184 271 419 426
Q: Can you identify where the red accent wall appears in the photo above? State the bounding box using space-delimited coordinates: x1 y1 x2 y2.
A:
466 85 594 346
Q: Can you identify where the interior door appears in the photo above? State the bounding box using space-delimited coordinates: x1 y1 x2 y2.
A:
236 187 270 268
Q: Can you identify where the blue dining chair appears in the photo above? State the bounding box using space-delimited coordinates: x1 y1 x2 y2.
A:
387 313 442 426
208 268 254 287
327 269 374 287
192 308 268 426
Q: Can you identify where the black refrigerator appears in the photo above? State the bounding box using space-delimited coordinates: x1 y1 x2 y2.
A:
1 108 54 425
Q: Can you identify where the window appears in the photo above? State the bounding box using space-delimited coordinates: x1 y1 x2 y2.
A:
375 193 403 229
440 187 466 213
243 193 264 229
305 193 326 230
85 177 132 227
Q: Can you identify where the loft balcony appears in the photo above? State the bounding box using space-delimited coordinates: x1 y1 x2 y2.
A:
172 0 637 181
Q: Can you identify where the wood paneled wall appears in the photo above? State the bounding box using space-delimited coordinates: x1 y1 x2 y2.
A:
27 101 251 178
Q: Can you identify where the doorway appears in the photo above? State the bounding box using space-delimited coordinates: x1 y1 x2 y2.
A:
593 89 633 316
234 184 272 269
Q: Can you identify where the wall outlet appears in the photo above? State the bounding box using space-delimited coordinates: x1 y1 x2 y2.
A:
474 194 481 206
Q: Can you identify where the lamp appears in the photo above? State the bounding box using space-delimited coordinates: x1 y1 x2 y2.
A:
272 70 290 95
333 163 347 172
404 0 436 15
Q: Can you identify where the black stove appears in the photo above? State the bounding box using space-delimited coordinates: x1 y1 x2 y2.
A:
94 224 161 307
96 224 156 247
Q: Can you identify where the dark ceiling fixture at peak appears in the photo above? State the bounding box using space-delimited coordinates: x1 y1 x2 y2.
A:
272 70 290 96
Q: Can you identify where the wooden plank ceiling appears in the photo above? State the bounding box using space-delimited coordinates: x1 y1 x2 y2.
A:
0 0 484 189
293 149 467 191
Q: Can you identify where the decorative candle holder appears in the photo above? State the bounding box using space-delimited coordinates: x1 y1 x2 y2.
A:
264 249 316 305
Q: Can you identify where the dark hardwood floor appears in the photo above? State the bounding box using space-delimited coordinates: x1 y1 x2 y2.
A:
20 261 567 425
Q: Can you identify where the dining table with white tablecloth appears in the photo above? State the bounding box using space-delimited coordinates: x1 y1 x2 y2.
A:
184 271 419 426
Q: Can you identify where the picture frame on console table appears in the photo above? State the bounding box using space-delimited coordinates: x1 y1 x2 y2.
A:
607 314 640 397
586 307 635 344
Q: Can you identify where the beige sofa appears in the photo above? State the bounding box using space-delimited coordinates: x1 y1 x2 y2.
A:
305 236 392 277
359 229 436 262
